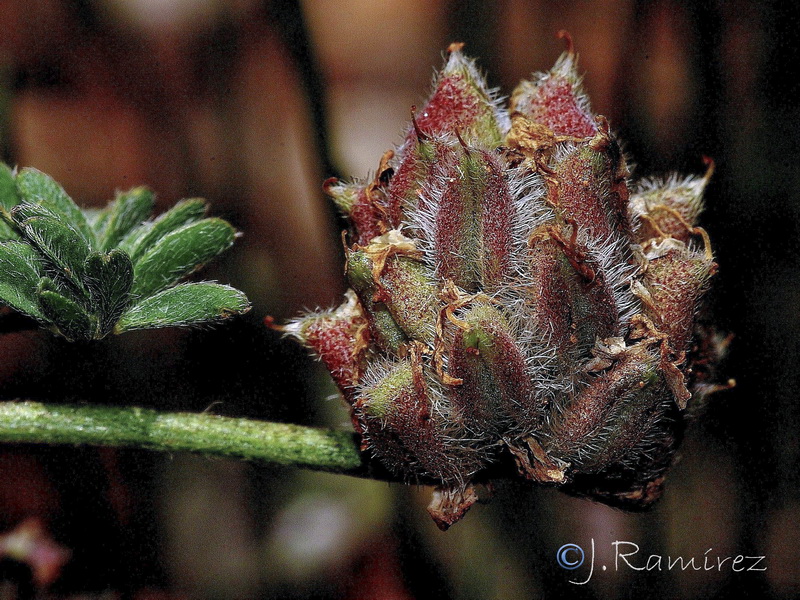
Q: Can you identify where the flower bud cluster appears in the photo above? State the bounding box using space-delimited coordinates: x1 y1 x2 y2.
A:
286 40 722 529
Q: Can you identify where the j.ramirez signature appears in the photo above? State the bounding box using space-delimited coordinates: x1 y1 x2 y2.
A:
557 539 766 585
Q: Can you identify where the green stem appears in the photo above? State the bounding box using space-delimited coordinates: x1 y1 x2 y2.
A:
0 401 384 478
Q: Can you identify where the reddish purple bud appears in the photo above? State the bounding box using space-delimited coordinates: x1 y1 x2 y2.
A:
447 302 539 433
635 239 716 356
384 136 452 229
284 291 370 402
355 348 483 485
525 234 619 360
432 147 495 291
411 44 508 146
412 144 528 293
544 342 668 473
630 168 711 244
549 130 631 242
324 178 383 246
510 45 597 138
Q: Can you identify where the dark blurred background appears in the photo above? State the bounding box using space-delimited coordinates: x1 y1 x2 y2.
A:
0 0 797 598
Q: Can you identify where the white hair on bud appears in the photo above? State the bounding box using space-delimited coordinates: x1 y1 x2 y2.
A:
580 227 642 332
356 352 493 485
438 48 511 137
402 136 464 274
281 290 363 345
629 173 708 234
497 161 552 287
512 51 594 125
405 140 554 300
492 295 572 403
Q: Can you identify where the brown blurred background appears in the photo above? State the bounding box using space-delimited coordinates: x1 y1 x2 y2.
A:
0 0 798 598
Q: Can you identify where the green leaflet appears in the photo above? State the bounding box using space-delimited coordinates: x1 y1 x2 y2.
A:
99 187 155 252
0 217 17 241
345 249 407 354
120 198 208 263
14 214 92 291
0 241 44 320
0 163 18 213
84 250 134 337
37 279 93 341
0 164 20 240
131 218 236 299
15 168 95 248
116 222 150 258
116 283 250 332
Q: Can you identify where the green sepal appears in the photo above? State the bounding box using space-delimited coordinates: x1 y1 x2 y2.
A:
0 164 20 240
449 303 536 432
377 256 438 346
99 187 155 251
37 278 93 341
345 249 407 354
131 218 236 299
120 198 208 263
0 241 45 320
84 249 134 337
359 359 413 420
116 283 250 332
13 213 92 291
15 167 95 248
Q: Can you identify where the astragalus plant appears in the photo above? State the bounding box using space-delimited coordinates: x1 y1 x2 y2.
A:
287 39 724 529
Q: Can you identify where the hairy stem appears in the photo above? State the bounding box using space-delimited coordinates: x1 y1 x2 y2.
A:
0 401 383 478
